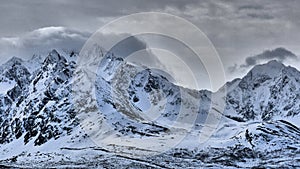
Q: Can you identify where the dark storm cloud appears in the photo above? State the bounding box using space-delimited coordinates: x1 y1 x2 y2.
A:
241 47 298 68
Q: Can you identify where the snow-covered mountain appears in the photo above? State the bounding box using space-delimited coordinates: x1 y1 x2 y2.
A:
0 50 78 146
224 60 300 121
0 49 299 168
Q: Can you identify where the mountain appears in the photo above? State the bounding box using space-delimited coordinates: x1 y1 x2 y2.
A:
223 60 300 121
0 49 299 168
0 50 78 146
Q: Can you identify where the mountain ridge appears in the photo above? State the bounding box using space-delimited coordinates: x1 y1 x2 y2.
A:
0 49 299 168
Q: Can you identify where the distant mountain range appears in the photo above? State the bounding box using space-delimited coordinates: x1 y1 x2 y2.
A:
0 49 299 168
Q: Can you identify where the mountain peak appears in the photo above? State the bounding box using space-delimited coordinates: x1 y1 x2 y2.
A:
237 60 288 93
263 60 285 68
246 60 286 80
4 56 24 66
50 49 59 56
43 49 67 65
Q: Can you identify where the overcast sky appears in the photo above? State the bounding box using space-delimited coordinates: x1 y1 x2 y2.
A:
0 0 300 89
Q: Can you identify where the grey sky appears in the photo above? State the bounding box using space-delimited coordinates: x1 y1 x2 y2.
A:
0 0 300 88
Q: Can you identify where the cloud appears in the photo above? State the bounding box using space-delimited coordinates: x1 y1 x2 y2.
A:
227 63 239 74
0 26 90 64
1 0 300 83
238 4 265 11
246 13 274 20
241 47 297 68
0 0 201 37
228 47 298 73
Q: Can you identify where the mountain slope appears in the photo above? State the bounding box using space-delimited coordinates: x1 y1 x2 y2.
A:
0 49 299 168
0 50 78 146
224 60 300 121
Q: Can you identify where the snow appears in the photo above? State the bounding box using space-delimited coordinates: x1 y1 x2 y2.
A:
0 81 15 94
0 48 299 168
